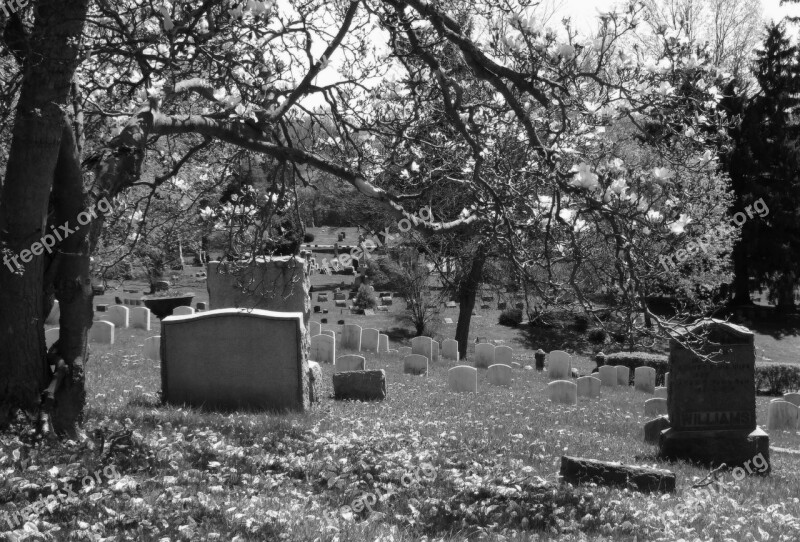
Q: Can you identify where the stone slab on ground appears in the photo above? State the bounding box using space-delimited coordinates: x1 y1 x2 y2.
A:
333 370 386 401
560 456 676 493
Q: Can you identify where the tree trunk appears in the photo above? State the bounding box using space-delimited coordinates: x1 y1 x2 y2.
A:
0 0 90 426
731 240 751 305
455 247 486 360
775 271 796 313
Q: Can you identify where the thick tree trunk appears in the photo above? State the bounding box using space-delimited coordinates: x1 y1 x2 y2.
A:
731 240 751 305
0 0 89 426
454 248 486 360
775 271 797 313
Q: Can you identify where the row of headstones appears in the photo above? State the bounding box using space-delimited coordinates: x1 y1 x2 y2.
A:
45 305 197 347
767 393 800 431
547 352 665 395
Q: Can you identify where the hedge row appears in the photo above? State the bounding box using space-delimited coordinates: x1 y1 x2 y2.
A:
755 364 800 395
600 353 800 394
600 352 669 386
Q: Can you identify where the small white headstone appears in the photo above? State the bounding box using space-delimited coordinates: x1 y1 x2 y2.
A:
362 328 380 352
495 346 512 366
432 341 439 362
442 339 459 360
443 318 454 324
634 367 656 394
173 306 195 317
144 336 160 361
45 300 60 325
103 305 129 329
322 329 335 338
89 320 115 344
616 365 630 386
783 392 800 407
335 354 366 373
644 398 668 417
487 364 512 386
378 334 389 353
664 372 669 388
599 365 617 387
411 336 433 361
448 365 477 393
548 380 578 405
130 307 152 331
310 334 335 364
398 346 412 356
654 386 668 399
767 399 800 431
342 324 362 351
474 343 495 369
404 354 428 376
548 351 571 380
309 321 321 336
45 328 59 349
577 376 601 398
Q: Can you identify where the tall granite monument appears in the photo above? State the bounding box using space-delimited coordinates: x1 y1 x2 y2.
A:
659 320 770 473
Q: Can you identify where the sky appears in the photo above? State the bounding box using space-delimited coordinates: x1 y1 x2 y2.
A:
554 0 800 31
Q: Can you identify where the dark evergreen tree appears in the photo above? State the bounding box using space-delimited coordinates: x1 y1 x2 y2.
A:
724 23 800 310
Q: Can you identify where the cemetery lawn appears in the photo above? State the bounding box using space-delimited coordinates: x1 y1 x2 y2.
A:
2 329 800 541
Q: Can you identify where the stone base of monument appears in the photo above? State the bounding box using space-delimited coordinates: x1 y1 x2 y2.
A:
658 427 770 473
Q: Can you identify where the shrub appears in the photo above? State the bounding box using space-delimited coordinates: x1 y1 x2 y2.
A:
498 308 523 327
303 232 315 243
586 327 608 345
604 351 669 385
572 314 589 332
353 283 378 310
755 364 800 395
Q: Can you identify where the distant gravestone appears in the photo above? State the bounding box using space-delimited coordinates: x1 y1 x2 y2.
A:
322 329 335 338
45 300 60 325
495 346 512 366
767 400 800 431
131 307 151 331
398 346 412 356
411 336 433 362
655 386 668 399
634 367 656 394
361 328 380 352
664 372 670 388
334 292 346 301
432 341 439 362
446 301 457 308
442 339 459 360
161 309 309 411
644 417 671 444
487 364 512 387
599 365 617 387
342 324 362 351
378 334 389 353
443 318 454 324
318 294 329 302
314 306 321 313
404 354 428 376
474 343 495 369
363 309 375 316
548 380 578 405
96 304 108 312
448 366 477 393
783 392 800 407
45 328 59 349
103 305 129 329
144 336 160 361
659 319 769 472
309 321 321 336
335 300 347 308
336 354 366 373
173 306 195 317
89 320 115 344
196 302 207 311
310 334 335 364
645 398 668 417
577 376 601 398
548 351 571 380
616 366 631 386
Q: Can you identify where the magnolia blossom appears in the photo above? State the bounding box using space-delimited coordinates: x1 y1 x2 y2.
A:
556 43 575 60
570 163 599 191
669 214 692 234
652 167 674 182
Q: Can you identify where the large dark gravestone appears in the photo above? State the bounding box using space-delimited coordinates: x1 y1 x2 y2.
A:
659 320 770 473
